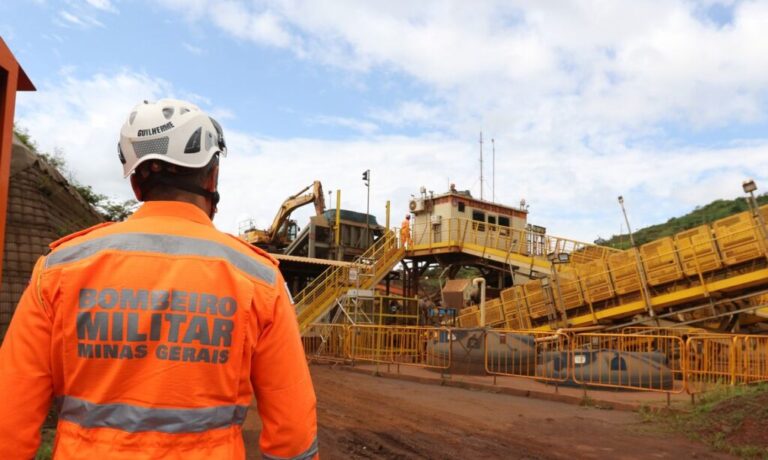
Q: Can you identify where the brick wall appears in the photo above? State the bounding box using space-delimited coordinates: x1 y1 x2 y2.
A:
1 136 104 341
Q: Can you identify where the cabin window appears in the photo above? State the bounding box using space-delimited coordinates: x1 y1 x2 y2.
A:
472 210 485 232
488 215 496 225
458 202 466 213
498 216 510 227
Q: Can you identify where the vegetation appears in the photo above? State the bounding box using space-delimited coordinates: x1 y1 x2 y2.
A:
596 194 768 249
14 126 137 222
644 384 768 458
34 429 55 460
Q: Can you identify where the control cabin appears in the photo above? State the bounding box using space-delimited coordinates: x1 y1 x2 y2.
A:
408 186 536 247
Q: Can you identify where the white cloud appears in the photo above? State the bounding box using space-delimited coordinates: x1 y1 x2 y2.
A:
16 71 173 200
84 0 117 13
16 1 768 243
308 115 379 135
182 42 204 55
57 10 104 28
155 0 768 138
370 101 444 128
14 69 768 243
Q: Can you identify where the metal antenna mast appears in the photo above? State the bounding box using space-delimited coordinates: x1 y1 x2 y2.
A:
492 138 495 202
479 131 484 200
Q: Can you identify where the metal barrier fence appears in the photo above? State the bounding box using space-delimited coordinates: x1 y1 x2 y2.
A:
570 333 686 393
686 334 768 394
303 325 767 395
303 324 452 370
349 325 452 370
484 329 570 383
302 324 350 363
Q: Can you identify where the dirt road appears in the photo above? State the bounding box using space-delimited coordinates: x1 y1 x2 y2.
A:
243 365 731 459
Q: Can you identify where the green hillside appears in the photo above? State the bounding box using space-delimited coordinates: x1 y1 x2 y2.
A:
596 194 768 249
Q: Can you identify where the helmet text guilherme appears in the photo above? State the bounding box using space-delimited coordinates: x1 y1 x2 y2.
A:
137 121 175 137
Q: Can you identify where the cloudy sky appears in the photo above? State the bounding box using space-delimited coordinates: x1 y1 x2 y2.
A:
3 0 768 242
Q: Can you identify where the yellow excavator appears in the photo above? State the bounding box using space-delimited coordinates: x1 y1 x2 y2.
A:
240 181 326 251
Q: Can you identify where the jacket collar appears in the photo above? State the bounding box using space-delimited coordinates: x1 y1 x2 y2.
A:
129 201 213 227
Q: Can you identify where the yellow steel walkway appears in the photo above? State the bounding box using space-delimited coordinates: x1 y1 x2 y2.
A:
294 230 405 334
407 217 615 274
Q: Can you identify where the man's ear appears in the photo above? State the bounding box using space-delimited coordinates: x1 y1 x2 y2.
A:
129 174 144 201
205 164 220 192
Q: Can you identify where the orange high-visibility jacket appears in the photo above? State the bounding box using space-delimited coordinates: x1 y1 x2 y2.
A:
0 201 317 459
400 219 411 244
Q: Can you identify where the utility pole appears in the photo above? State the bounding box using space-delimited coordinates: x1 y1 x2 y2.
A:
479 131 484 200
492 138 495 202
363 169 371 247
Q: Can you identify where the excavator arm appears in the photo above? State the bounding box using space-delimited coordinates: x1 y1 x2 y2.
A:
267 180 325 240
241 181 325 248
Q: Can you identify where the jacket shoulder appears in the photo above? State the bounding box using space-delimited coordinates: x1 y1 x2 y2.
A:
225 233 280 267
49 222 115 250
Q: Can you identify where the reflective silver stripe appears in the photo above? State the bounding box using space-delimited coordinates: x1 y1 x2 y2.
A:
262 437 318 460
57 396 248 434
45 232 275 284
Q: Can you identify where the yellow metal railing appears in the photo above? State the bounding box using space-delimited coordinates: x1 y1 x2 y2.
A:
302 324 768 396
485 329 570 383
302 323 349 363
409 216 616 266
686 334 768 394
295 230 405 333
302 324 452 370
570 333 686 393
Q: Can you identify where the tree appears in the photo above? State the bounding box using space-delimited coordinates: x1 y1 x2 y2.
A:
15 125 137 222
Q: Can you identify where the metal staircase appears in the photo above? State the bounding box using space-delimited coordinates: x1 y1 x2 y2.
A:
294 230 404 334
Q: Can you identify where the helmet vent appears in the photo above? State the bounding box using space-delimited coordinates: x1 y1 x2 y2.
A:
129 111 138 124
180 107 190 115
162 107 174 120
205 131 214 151
184 128 202 154
132 137 170 157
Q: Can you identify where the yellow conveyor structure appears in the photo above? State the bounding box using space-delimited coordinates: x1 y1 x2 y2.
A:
455 206 768 332
295 206 768 334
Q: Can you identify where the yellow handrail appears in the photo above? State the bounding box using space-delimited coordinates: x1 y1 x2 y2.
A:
295 230 404 332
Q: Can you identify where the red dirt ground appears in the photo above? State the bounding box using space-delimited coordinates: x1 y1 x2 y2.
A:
243 365 733 459
708 391 768 450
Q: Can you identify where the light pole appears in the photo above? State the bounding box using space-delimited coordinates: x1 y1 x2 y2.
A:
743 179 767 245
362 169 370 247
617 195 636 248
618 195 655 319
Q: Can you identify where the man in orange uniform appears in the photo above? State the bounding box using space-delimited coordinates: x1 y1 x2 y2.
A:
400 214 412 249
0 99 318 459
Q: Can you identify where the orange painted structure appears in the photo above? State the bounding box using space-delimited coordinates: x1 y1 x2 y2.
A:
0 37 35 287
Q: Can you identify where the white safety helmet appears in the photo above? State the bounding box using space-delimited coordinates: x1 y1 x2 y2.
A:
118 98 227 177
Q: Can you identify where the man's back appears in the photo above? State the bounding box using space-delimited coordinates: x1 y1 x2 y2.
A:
0 201 317 459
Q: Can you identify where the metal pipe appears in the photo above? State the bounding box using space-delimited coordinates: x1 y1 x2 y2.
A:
385 200 390 233
472 277 486 327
